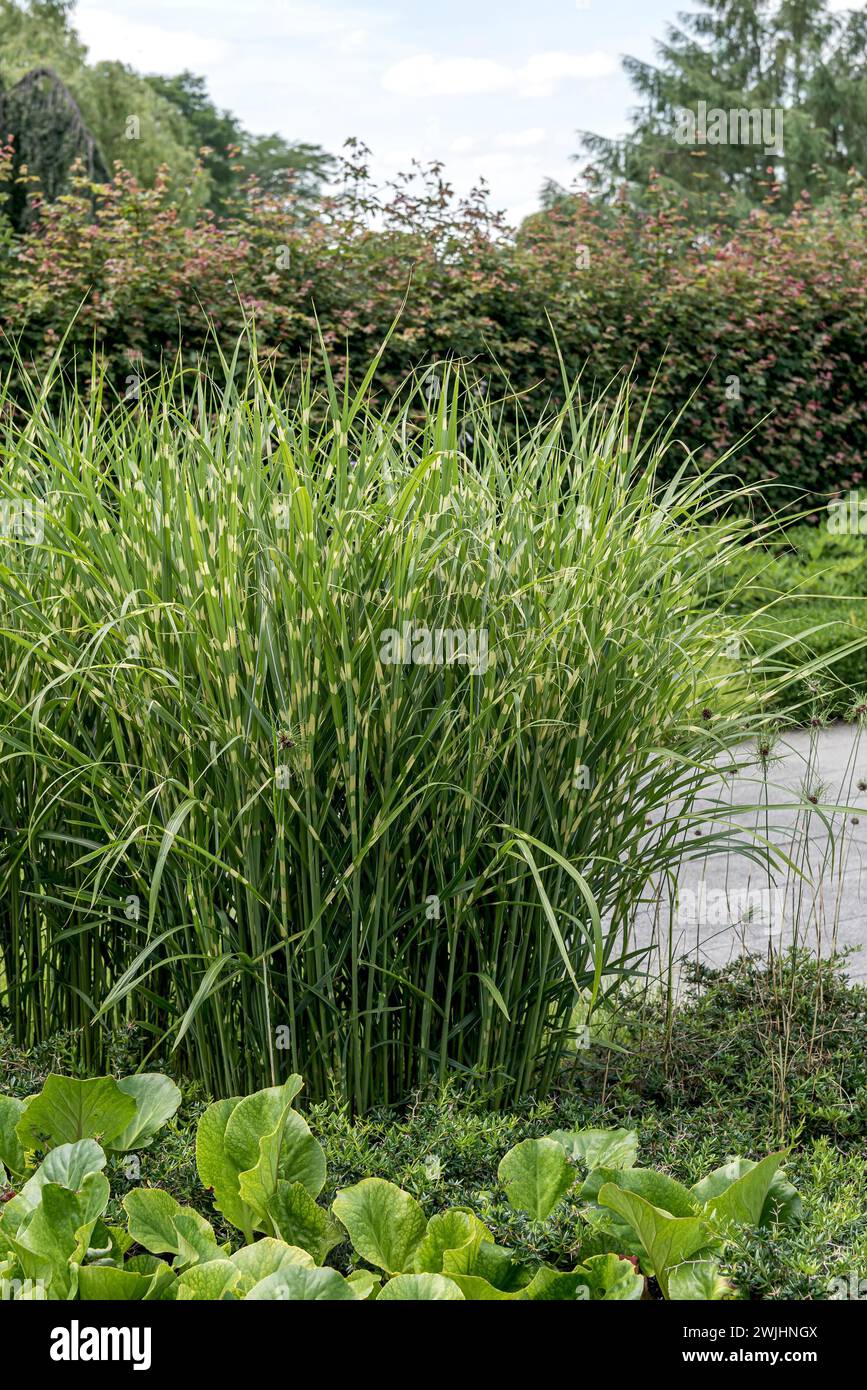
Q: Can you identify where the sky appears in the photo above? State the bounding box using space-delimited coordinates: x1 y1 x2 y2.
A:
72 0 864 224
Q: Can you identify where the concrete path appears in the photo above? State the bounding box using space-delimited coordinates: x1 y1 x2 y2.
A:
630 723 867 985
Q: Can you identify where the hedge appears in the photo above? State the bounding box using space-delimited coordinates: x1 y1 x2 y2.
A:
2 150 867 511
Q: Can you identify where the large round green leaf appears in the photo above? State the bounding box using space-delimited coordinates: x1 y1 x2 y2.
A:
15 1076 136 1152
691 1153 792 1229
0 1096 26 1176
122 1188 220 1270
123 1188 184 1255
414 1209 490 1274
445 1274 524 1300
379 1273 464 1300
498 1137 575 1220
598 1183 716 1300
581 1166 698 1217
574 1253 645 1301
17 1139 106 1211
229 1237 313 1295
109 1075 182 1151
7 1177 110 1298
195 1096 254 1238
667 1259 732 1301
223 1077 304 1175
548 1128 638 1171
245 1266 360 1300
332 1178 426 1275
176 1260 241 1301
266 1181 343 1263
78 1264 160 1301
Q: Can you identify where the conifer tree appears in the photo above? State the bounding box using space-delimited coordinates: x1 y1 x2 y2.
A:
579 0 867 215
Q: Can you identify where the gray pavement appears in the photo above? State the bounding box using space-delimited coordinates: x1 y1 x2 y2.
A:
628 722 867 985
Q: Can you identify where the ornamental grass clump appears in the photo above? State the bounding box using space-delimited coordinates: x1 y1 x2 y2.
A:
0 341 774 1109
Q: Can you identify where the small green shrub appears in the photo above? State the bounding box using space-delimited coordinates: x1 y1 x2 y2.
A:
591 954 867 1144
704 524 867 716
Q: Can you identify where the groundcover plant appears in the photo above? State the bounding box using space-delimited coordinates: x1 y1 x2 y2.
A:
0 346 788 1110
0 1070 800 1301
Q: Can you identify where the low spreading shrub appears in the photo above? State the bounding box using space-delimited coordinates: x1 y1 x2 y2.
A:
707 524 867 715
581 954 867 1157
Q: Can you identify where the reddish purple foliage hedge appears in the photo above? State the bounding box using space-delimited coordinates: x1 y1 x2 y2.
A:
2 150 865 510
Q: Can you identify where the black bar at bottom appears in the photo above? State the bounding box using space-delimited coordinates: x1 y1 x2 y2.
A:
3 1296 859 1376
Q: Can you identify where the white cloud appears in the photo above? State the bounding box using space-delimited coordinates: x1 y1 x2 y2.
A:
449 130 545 153
496 127 546 148
75 8 230 71
383 55 512 97
449 135 479 153
518 51 616 97
75 5 383 75
85 0 390 37
339 29 370 54
265 5 387 41
382 50 615 100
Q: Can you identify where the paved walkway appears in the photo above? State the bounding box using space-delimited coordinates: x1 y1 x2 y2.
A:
630 723 867 985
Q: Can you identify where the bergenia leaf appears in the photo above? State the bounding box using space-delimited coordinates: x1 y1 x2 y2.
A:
521 1265 595 1300
444 1273 524 1300
378 1273 464 1300
549 1128 638 1171
7 1176 109 1298
109 1075 182 1152
16 1139 106 1212
122 1188 220 1271
237 1105 326 1222
0 1096 26 1176
176 1260 241 1301
575 1252 645 1301
443 1238 530 1292
228 1237 314 1295
332 1178 427 1275
498 1137 575 1220
123 1188 185 1256
597 1183 716 1300
760 1167 803 1227
694 1152 785 1230
172 1208 224 1269
78 1264 163 1302
414 1209 491 1274
245 1265 360 1300
222 1077 304 1176
195 1096 254 1239
581 1166 698 1217
265 1181 343 1264
667 1257 732 1301
15 1076 136 1152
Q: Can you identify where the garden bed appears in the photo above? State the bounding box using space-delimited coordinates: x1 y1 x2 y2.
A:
3 954 863 1301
